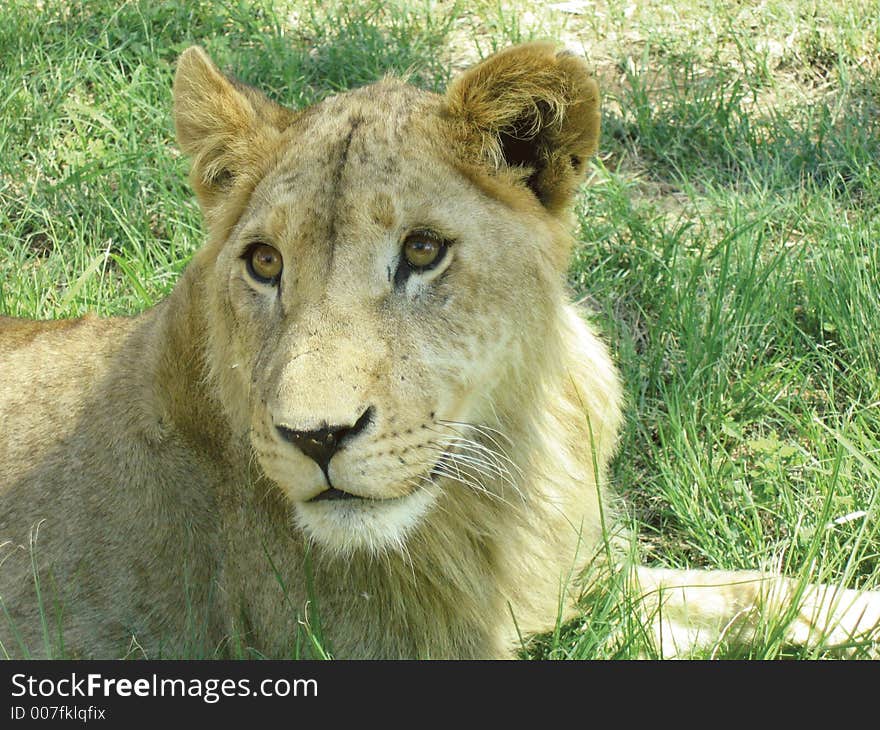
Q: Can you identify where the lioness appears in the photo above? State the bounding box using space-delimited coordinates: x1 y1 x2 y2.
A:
1 43 879 659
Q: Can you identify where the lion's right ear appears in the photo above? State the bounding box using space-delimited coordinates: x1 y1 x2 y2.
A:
172 47 294 223
444 43 600 216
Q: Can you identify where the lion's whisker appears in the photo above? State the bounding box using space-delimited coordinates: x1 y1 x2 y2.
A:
428 463 516 509
437 419 514 447
434 450 525 504
426 437 527 504
431 421 524 478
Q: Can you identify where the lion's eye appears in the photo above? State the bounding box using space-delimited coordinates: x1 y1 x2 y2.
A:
402 232 447 271
245 243 283 285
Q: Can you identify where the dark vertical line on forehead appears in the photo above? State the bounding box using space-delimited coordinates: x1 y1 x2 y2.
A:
326 114 364 267
333 115 363 188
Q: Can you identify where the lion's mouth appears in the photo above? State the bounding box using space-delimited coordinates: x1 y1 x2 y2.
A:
309 487 361 502
305 453 448 504
307 477 436 504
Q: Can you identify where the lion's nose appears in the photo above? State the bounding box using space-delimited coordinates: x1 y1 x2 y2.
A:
275 407 374 473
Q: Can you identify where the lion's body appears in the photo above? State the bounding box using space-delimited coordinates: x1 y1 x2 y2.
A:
1 44 879 659
0 284 618 659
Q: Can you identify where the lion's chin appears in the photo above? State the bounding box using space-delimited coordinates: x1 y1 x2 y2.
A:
292 484 439 556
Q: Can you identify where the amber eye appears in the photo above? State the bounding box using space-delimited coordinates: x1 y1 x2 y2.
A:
403 232 447 270
246 243 283 285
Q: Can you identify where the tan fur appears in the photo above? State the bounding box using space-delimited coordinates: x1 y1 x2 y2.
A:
1 44 878 659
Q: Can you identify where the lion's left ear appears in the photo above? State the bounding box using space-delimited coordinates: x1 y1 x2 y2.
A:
172 47 295 225
444 42 600 214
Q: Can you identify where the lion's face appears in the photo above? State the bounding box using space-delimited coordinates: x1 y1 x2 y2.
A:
172 45 600 553
207 88 558 553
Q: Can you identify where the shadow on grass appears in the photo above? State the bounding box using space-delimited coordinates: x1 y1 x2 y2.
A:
603 53 880 205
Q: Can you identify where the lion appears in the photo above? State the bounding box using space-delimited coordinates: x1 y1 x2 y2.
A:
1 43 879 659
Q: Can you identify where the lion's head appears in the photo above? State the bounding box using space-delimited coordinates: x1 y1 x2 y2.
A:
171 43 601 554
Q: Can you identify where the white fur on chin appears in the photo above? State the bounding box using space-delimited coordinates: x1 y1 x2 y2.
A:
293 484 439 556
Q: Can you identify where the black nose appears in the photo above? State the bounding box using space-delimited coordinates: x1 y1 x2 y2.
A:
276 407 373 473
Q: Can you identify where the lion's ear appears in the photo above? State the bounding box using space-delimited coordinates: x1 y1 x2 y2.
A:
444 42 600 214
172 47 294 222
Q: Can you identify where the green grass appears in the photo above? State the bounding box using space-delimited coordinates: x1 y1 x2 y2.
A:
2 0 879 659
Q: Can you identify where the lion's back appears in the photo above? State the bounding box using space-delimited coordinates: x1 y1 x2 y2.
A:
0 314 135 471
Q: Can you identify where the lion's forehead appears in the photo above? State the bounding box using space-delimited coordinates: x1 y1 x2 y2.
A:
240 99 472 270
279 83 436 178
256 86 443 208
